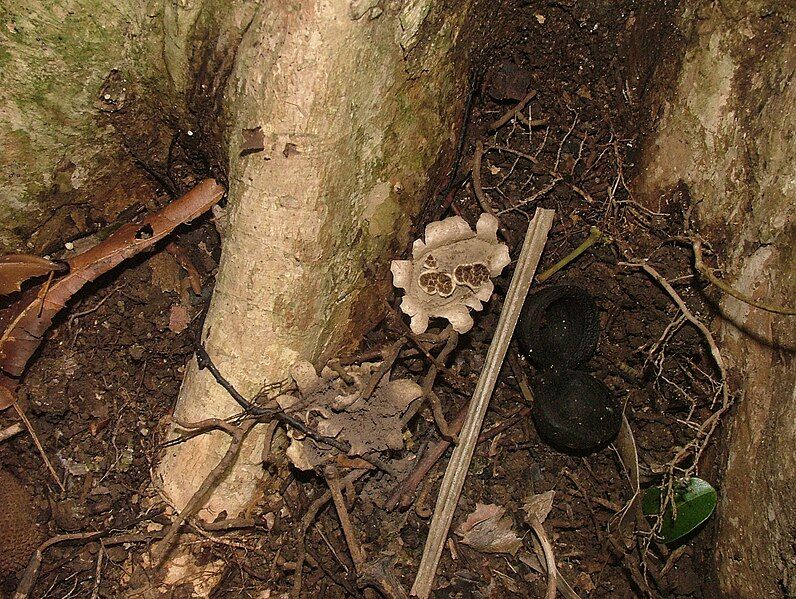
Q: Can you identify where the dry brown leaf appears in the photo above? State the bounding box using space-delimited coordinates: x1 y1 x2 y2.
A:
523 490 555 524
573 572 595 594
0 254 66 296
614 414 641 546
283 360 422 471
166 242 203 295
168 305 190 333
455 503 523 555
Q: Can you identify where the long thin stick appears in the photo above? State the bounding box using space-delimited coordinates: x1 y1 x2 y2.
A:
291 470 366 599
536 226 604 282
13 403 65 492
325 465 365 573
410 208 554 598
488 89 538 131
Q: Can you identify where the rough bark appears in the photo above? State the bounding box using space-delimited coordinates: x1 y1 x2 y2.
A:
156 0 498 519
636 2 795 596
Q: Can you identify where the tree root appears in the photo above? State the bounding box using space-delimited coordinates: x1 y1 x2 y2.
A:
324 465 365 573
692 238 796 315
153 416 257 566
421 328 459 442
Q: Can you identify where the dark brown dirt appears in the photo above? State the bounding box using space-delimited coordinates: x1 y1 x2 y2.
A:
0 1 732 598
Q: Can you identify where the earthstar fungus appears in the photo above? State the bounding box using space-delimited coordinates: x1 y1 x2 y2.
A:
391 214 510 334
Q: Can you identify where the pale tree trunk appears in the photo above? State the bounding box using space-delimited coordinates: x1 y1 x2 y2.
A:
1 0 498 591
3 0 795 596
1 0 497 520
156 0 497 519
636 1 795 596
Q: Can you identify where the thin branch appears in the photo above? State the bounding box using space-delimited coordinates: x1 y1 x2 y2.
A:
692 239 796 315
488 89 538 131
620 261 729 409
68 285 122 324
488 144 539 164
361 337 405 400
536 226 604 283
497 177 561 216
621 260 733 529
291 470 366 599
13 403 64 492
411 208 554 598
439 71 479 199
472 141 497 215
14 520 166 598
324 465 365 573
421 328 459 441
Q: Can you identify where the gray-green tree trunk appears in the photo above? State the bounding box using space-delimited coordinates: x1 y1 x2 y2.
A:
637 1 795 596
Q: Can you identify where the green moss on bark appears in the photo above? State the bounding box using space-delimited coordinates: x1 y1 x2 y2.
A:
0 0 168 250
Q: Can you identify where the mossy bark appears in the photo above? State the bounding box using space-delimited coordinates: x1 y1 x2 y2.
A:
636 2 795 596
0 0 171 252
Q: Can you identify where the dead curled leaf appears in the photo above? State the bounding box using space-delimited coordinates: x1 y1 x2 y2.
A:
455 503 523 555
0 179 224 384
0 254 67 296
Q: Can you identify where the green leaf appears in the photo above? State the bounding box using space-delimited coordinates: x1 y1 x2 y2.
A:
642 477 717 544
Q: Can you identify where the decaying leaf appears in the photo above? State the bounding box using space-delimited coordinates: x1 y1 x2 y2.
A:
523 490 555 524
0 378 16 411
455 503 523 555
0 254 67 296
168 305 190 333
0 179 224 387
391 213 510 334
281 360 422 471
614 414 641 546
